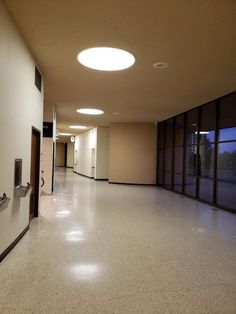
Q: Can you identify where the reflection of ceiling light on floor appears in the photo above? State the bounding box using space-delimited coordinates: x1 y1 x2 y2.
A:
55 210 70 217
67 230 83 236
71 264 100 280
66 230 84 242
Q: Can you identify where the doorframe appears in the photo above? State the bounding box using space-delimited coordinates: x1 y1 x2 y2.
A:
30 126 41 220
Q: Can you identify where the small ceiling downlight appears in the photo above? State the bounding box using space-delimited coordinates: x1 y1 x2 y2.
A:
153 62 168 69
77 47 135 71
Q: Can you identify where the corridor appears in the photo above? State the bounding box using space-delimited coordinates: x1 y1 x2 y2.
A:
0 169 236 313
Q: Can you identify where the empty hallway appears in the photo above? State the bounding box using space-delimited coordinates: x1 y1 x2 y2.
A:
0 169 236 313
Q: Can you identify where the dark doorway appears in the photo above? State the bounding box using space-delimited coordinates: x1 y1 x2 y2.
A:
29 127 40 221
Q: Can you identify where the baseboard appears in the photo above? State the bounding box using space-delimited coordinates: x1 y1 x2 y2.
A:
0 224 29 263
75 171 94 179
108 181 156 186
94 178 108 181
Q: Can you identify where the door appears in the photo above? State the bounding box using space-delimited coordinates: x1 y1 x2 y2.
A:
30 128 40 221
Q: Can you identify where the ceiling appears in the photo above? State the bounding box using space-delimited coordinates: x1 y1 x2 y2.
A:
3 0 236 136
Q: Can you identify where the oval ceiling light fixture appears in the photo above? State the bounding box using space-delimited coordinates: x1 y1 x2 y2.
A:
69 125 87 129
153 62 168 69
76 108 104 115
77 47 135 71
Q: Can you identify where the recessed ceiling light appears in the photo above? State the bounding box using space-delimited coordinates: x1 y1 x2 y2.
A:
76 108 104 115
69 125 87 129
58 133 73 136
77 47 135 71
153 62 168 69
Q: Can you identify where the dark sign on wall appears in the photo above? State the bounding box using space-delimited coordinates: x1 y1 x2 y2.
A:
43 122 53 138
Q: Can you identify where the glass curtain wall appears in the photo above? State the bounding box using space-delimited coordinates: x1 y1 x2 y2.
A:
157 92 236 213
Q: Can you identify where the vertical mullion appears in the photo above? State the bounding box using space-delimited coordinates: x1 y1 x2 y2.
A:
171 118 175 190
214 100 220 205
183 113 187 194
162 122 166 186
196 107 201 199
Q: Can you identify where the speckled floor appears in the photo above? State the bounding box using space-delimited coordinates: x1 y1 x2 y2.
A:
0 168 236 313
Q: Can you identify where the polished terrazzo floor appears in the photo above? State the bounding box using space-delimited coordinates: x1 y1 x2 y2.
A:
0 168 236 313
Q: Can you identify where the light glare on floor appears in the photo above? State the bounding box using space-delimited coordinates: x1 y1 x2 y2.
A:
71 264 99 279
77 47 135 71
56 210 70 217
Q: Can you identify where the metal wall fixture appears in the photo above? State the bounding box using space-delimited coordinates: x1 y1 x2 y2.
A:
14 182 32 198
0 193 10 211
14 159 32 198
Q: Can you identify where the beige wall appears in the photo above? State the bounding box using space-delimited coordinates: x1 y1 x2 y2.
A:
74 129 96 177
56 143 65 167
41 103 56 194
74 127 109 179
109 123 157 184
41 138 53 194
66 142 74 168
0 2 44 255
95 127 110 179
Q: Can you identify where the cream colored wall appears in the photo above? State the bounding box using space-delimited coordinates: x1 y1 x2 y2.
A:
41 103 56 194
41 138 53 194
56 143 65 167
0 2 44 255
74 129 96 177
95 127 110 179
109 123 157 184
66 142 74 168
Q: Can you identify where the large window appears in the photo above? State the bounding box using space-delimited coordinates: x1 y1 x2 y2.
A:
157 92 236 213
216 93 236 210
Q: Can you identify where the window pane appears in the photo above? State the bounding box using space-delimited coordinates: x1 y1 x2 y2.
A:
165 148 172 172
217 142 236 181
219 93 236 142
158 122 165 149
219 127 236 142
164 172 172 189
217 141 236 210
157 170 163 185
199 101 216 144
185 145 197 176
184 175 196 197
175 114 184 146
219 93 236 129
165 119 173 147
174 147 183 173
185 145 197 197
217 181 236 210
186 109 198 146
199 144 214 179
199 178 214 202
157 150 164 170
174 174 183 193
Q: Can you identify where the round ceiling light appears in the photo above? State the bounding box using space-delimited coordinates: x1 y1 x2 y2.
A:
153 62 168 69
77 47 135 71
76 108 104 115
69 125 87 129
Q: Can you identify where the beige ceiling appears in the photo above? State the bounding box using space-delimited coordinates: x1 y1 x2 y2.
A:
3 0 236 135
